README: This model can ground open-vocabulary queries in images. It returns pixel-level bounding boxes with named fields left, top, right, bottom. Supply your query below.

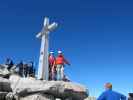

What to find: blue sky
left=0, top=0, right=133, bottom=97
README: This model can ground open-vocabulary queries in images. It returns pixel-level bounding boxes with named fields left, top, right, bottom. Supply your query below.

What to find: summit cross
left=36, top=17, right=58, bottom=80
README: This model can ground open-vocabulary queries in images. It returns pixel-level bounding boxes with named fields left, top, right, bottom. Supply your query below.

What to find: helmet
left=58, top=50, right=62, bottom=54
left=50, top=51, right=54, bottom=54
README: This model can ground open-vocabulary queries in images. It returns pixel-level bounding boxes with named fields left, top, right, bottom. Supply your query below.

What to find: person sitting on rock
left=97, top=82, right=126, bottom=100
left=48, top=51, right=56, bottom=80
left=55, top=50, right=70, bottom=81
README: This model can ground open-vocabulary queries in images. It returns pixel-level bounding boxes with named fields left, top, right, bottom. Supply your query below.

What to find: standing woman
left=55, top=50, right=70, bottom=81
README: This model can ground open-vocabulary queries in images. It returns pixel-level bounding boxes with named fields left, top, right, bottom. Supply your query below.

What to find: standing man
left=55, top=50, right=70, bottom=81
left=27, top=61, right=34, bottom=77
left=97, top=82, right=126, bottom=100
left=5, top=58, right=14, bottom=71
left=23, top=64, right=28, bottom=77
left=17, top=61, right=24, bottom=77
left=48, top=51, right=56, bottom=80
left=5, top=58, right=10, bottom=65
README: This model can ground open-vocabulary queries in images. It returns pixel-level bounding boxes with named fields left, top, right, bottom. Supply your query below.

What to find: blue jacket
left=97, top=89, right=126, bottom=100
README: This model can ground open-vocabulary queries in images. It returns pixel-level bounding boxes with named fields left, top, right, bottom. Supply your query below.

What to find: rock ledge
left=0, top=75, right=88, bottom=100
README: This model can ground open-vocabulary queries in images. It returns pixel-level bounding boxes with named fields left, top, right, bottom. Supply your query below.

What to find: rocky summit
left=0, top=65, right=89, bottom=100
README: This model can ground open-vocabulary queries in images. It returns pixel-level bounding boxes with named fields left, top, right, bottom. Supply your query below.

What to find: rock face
left=0, top=74, right=88, bottom=100
left=85, top=97, right=96, bottom=100
left=0, top=64, right=17, bottom=78
left=0, top=77, right=12, bottom=92
left=0, top=65, right=10, bottom=77
left=18, top=94, right=55, bottom=100
left=0, top=77, right=12, bottom=100
left=9, top=75, right=88, bottom=100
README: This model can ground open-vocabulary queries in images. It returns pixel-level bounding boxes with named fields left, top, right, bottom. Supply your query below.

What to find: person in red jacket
left=56, top=50, right=70, bottom=81
left=48, top=51, right=56, bottom=80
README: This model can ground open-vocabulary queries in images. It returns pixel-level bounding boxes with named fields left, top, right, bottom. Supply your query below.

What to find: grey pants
left=56, top=64, right=64, bottom=80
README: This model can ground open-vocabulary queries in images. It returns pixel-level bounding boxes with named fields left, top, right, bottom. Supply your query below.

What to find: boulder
left=0, top=64, right=17, bottom=78
left=19, top=94, right=55, bottom=100
left=0, top=65, right=10, bottom=78
left=0, top=92, right=8, bottom=100
left=0, top=77, right=12, bottom=92
left=9, top=75, right=88, bottom=100
left=0, top=77, right=12, bottom=100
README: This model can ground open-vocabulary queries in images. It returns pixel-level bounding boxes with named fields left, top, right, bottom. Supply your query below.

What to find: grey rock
left=0, top=65, right=10, bottom=77
left=0, top=92, right=8, bottom=100
left=9, top=75, right=88, bottom=100
left=0, top=77, right=12, bottom=92
left=19, top=94, right=55, bottom=100
left=0, top=74, right=88, bottom=100
left=0, top=64, right=17, bottom=78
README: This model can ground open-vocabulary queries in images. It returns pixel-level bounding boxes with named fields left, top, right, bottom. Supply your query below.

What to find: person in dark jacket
left=28, top=61, right=35, bottom=77
left=5, top=58, right=14, bottom=71
left=97, top=82, right=126, bottom=100
left=17, top=61, right=24, bottom=77
left=23, top=64, right=28, bottom=77
left=5, top=58, right=10, bottom=65
left=128, top=93, right=133, bottom=100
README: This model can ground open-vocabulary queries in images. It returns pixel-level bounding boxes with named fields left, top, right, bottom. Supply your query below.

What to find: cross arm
left=36, top=32, right=42, bottom=38
left=48, top=22, right=58, bottom=32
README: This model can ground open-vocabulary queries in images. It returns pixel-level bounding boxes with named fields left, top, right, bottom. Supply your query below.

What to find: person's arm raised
left=64, top=58, right=70, bottom=66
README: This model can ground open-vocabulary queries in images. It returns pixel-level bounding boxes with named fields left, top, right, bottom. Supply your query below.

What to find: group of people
left=4, top=50, right=70, bottom=81
left=5, top=58, right=36, bottom=77
left=16, top=61, right=36, bottom=77
left=4, top=57, right=133, bottom=100
left=97, top=82, right=132, bottom=100
left=48, top=50, right=70, bottom=81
